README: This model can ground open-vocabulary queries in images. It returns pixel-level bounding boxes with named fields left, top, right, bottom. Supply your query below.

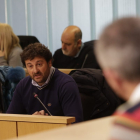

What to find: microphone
left=33, top=92, right=52, bottom=116
left=81, top=54, right=88, bottom=68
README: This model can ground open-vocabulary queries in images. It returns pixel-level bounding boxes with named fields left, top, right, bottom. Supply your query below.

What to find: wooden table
left=0, top=114, right=75, bottom=140
left=10, top=116, right=115, bottom=140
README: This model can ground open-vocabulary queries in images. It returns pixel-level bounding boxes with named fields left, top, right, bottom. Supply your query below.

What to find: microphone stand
left=33, top=92, right=52, bottom=116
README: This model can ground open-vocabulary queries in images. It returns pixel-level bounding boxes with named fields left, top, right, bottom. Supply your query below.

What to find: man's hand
left=32, top=110, right=48, bottom=116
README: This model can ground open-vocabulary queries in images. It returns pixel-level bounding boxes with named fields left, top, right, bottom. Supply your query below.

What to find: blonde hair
left=0, top=23, right=21, bottom=60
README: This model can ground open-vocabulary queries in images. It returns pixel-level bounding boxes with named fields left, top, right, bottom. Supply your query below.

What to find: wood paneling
left=0, top=114, right=75, bottom=124
left=0, top=121, right=17, bottom=140
left=0, top=114, right=75, bottom=139
left=18, top=122, right=66, bottom=137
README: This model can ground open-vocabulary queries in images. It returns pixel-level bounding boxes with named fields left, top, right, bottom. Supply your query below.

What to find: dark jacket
left=53, top=40, right=100, bottom=69
left=69, top=68, right=123, bottom=121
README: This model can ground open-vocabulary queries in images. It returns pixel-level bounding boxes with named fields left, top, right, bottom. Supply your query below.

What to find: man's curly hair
left=20, top=43, right=52, bottom=67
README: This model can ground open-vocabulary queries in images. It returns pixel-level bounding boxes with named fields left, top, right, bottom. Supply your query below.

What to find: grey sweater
left=0, top=47, right=23, bottom=67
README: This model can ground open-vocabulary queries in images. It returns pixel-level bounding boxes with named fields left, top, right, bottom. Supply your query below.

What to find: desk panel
left=0, top=121, right=17, bottom=140
left=18, top=122, right=66, bottom=137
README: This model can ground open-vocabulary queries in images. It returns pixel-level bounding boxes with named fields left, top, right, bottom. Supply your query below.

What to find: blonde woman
left=0, top=23, right=23, bottom=67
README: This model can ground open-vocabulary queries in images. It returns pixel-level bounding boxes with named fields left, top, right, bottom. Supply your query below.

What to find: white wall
left=0, top=0, right=139, bottom=54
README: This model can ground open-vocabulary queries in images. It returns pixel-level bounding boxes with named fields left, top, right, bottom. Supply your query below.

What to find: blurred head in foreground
left=95, top=17, right=140, bottom=100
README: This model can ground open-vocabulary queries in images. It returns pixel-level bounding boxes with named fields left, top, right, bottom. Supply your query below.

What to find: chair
left=69, top=69, right=123, bottom=121
left=18, top=36, right=40, bottom=50
left=0, top=66, right=25, bottom=112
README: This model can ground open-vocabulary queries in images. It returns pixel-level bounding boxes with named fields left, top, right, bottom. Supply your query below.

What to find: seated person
left=95, top=17, right=140, bottom=139
left=0, top=23, right=23, bottom=67
left=7, top=43, right=83, bottom=123
left=53, top=25, right=100, bottom=69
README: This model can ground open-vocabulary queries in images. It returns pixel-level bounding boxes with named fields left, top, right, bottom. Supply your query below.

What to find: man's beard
left=62, top=49, right=70, bottom=56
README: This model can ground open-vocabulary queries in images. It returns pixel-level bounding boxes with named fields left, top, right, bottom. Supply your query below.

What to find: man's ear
left=77, top=39, right=82, bottom=47
left=48, top=60, right=52, bottom=67
left=103, top=69, right=123, bottom=92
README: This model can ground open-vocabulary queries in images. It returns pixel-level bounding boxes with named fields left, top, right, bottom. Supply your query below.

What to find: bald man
left=53, top=25, right=100, bottom=69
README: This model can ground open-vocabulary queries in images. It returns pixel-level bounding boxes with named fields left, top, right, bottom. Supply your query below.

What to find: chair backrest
left=69, top=69, right=123, bottom=121
left=18, top=36, right=40, bottom=50
left=0, top=66, right=25, bottom=112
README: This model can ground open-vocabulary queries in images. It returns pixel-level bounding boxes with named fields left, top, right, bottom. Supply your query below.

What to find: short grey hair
left=95, top=17, right=140, bottom=82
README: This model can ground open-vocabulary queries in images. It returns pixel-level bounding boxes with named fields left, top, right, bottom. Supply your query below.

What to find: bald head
left=63, top=26, right=82, bottom=42
left=61, top=26, right=82, bottom=56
